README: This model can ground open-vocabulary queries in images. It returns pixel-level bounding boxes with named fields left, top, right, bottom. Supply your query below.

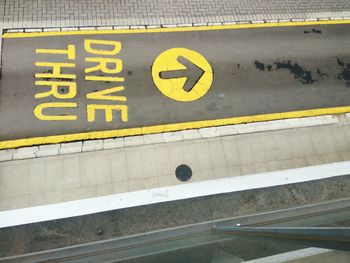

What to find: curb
left=1, top=114, right=349, bottom=162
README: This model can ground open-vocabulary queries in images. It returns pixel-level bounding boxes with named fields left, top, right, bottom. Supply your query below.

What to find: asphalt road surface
left=0, top=23, right=350, bottom=141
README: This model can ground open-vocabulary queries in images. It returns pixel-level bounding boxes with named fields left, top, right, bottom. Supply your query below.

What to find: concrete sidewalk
left=1, top=122, right=349, bottom=211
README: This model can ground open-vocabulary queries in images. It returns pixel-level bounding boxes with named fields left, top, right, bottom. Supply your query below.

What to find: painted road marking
left=35, top=39, right=128, bottom=123
left=152, top=48, right=213, bottom=102
left=1, top=20, right=350, bottom=149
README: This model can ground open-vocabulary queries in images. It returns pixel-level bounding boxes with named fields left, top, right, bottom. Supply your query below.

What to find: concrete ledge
left=59, top=142, right=82, bottom=155
left=37, top=144, right=60, bottom=157
left=12, top=146, right=38, bottom=160
left=180, top=129, right=202, bottom=140
left=143, top=133, right=164, bottom=144
left=199, top=127, right=219, bottom=138
left=124, top=135, right=144, bottom=147
left=0, top=149, right=15, bottom=162
left=103, top=138, right=124, bottom=149
left=162, top=131, right=183, bottom=142
left=82, top=140, right=103, bottom=152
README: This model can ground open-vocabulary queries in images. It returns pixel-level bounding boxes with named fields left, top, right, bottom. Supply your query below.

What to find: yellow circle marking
left=152, top=48, right=213, bottom=102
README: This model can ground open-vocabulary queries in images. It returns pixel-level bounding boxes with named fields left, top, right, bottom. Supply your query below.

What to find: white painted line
left=0, top=161, right=349, bottom=228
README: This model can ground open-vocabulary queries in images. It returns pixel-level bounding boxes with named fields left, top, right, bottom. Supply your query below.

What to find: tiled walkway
left=1, top=0, right=350, bottom=28
left=1, top=123, right=349, bottom=211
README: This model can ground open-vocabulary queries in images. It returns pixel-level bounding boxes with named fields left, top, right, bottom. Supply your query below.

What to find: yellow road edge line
left=3, top=20, right=350, bottom=38
left=1, top=106, right=349, bottom=150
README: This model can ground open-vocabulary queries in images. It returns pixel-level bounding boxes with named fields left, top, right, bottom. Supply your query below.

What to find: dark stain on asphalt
left=254, top=61, right=265, bottom=71
left=275, top=61, right=315, bottom=84
left=59, top=87, right=68, bottom=94
left=316, top=68, right=328, bottom=80
left=232, top=63, right=244, bottom=75
left=254, top=60, right=316, bottom=84
left=336, top=57, right=350, bottom=87
left=254, top=57, right=350, bottom=87
left=34, top=69, right=74, bottom=82
left=304, top=29, right=322, bottom=34
left=266, top=65, right=273, bottom=71
left=96, top=73, right=111, bottom=84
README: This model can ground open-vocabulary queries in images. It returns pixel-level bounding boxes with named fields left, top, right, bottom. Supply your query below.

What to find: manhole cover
left=175, top=164, right=192, bottom=182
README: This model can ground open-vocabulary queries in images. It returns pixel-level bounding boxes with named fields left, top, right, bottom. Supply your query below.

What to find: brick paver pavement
left=1, top=0, right=350, bottom=29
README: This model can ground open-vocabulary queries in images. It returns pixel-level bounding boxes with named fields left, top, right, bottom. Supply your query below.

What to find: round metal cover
left=175, top=164, right=192, bottom=182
